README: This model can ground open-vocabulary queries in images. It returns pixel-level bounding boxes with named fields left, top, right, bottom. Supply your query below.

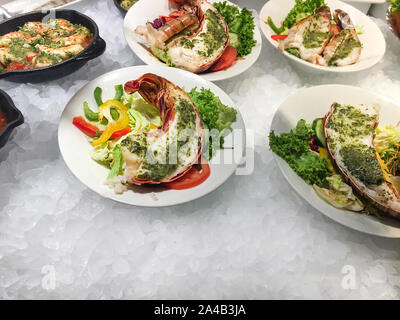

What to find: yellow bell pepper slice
left=319, top=147, right=337, bottom=174
left=92, top=100, right=130, bottom=146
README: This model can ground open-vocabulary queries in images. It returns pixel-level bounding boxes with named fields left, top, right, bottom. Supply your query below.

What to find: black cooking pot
left=0, top=89, right=24, bottom=149
left=0, top=9, right=106, bottom=83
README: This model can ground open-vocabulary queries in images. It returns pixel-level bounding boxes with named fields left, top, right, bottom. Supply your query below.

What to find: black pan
left=0, top=89, right=24, bottom=149
left=113, top=0, right=138, bottom=16
left=113, top=0, right=128, bottom=16
left=0, top=9, right=106, bottom=83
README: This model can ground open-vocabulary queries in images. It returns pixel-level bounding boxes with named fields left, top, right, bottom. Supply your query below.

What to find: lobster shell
left=123, top=73, right=204, bottom=185
left=324, top=102, right=400, bottom=220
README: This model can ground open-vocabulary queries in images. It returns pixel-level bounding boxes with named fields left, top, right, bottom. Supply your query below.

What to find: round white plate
left=271, top=85, right=400, bottom=238
left=259, top=0, right=386, bottom=74
left=58, top=65, right=245, bottom=207
left=123, top=0, right=262, bottom=81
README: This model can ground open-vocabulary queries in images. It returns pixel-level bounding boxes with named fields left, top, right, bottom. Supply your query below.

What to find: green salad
left=267, top=0, right=326, bottom=35
left=187, top=87, right=237, bottom=158
left=269, top=118, right=364, bottom=213
left=389, top=0, right=400, bottom=13
left=269, top=119, right=330, bottom=186
left=214, top=1, right=257, bottom=57
left=75, top=84, right=237, bottom=181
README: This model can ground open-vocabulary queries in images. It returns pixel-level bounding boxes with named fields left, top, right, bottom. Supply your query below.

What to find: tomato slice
left=209, top=46, right=238, bottom=72
left=163, top=161, right=211, bottom=190
left=271, top=34, right=288, bottom=40
left=5, top=62, right=29, bottom=71
left=81, top=35, right=94, bottom=48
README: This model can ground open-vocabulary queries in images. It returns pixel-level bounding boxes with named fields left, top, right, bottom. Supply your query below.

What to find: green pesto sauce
left=121, top=134, right=147, bottom=158
left=150, top=46, right=174, bottom=67
left=328, top=31, right=361, bottom=66
left=303, top=18, right=330, bottom=49
left=139, top=161, right=177, bottom=181
left=180, top=38, right=199, bottom=49
left=176, top=98, right=196, bottom=131
left=326, top=103, right=375, bottom=138
left=35, top=51, right=63, bottom=65
left=8, top=38, right=34, bottom=60
left=137, top=99, right=197, bottom=181
left=197, top=9, right=227, bottom=57
left=339, top=144, right=384, bottom=186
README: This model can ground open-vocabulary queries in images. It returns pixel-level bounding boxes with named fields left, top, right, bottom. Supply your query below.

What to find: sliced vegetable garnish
left=94, top=87, right=104, bottom=106
left=162, top=161, right=210, bottom=190
left=114, top=85, right=124, bottom=101
left=83, top=102, right=99, bottom=122
left=73, top=116, right=100, bottom=137
left=271, top=34, right=288, bottom=40
left=92, top=100, right=130, bottom=146
left=108, top=145, right=123, bottom=179
left=73, top=116, right=131, bottom=139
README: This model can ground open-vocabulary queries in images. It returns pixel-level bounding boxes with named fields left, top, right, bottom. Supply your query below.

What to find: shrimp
left=135, top=13, right=199, bottom=49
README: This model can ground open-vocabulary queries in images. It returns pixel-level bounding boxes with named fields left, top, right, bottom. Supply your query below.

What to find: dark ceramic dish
left=0, top=89, right=24, bottom=148
left=388, top=7, right=400, bottom=40
left=113, top=0, right=128, bottom=16
left=0, top=9, right=106, bottom=83
left=113, top=0, right=138, bottom=16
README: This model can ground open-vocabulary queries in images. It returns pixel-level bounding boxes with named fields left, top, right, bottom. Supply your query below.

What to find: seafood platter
left=58, top=65, right=245, bottom=207
left=123, top=0, right=262, bottom=81
left=1, top=0, right=400, bottom=236
left=270, top=85, right=400, bottom=237
left=260, top=0, right=386, bottom=73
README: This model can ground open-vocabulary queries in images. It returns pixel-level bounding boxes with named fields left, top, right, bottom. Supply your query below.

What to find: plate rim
left=122, top=0, right=262, bottom=81
left=58, top=64, right=246, bottom=207
left=259, top=0, right=387, bottom=73
left=270, top=84, right=400, bottom=238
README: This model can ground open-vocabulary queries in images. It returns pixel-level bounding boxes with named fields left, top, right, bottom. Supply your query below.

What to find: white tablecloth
left=0, top=0, right=399, bottom=299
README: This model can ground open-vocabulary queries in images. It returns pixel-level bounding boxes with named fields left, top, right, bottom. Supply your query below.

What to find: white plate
left=58, top=65, right=246, bottom=207
left=123, top=0, right=262, bottom=81
left=271, top=85, right=400, bottom=238
left=343, top=0, right=385, bottom=3
left=259, top=0, right=386, bottom=74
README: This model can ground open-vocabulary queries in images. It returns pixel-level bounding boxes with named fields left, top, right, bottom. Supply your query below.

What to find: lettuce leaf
left=269, top=119, right=330, bottom=186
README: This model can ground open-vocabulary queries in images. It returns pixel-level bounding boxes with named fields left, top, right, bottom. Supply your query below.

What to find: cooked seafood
left=135, top=0, right=229, bottom=73
left=0, top=19, right=93, bottom=72
left=276, top=5, right=362, bottom=67
left=122, top=73, right=204, bottom=184
left=278, top=6, right=332, bottom=65
left=324, top=103, right=400, bottom=219
left=322, top=10, right=362, bottom=66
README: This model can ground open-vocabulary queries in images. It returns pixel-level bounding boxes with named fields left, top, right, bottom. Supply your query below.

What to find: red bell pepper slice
left=271, top=34, right=288, bottom=40
left=72, top=116, right=131, bottom=140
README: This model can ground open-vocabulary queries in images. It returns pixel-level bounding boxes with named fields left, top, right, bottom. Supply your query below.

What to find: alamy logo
left=341, top=265, right=356, bottom=290
left=41, top=265, right=56, bottom=290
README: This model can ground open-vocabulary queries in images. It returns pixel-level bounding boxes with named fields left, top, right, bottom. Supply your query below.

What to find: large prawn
left=120, top=73, right=204, bottom=185
left=135, top=0, right=229, bottom=73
